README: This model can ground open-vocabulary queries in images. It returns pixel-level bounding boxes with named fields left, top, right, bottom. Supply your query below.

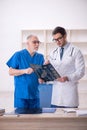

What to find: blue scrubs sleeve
left=6, top=52, right=19, bottom=68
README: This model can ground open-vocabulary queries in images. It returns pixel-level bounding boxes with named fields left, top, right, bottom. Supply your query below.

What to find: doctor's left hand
left=38, top=78, right=45, bottom=84
left=57, top=76, right=69, bottom=82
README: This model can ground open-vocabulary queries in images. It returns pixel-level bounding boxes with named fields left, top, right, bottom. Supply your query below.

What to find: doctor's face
left=27, top=36, right=40, bottom=52
left=53, top=33, right=67, bottom=47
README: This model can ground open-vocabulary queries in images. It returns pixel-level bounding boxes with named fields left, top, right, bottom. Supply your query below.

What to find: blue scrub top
left=6, top=49, right=44, bottom=99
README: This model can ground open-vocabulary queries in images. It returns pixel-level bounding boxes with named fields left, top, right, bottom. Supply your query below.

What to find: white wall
left=0, top=0, right=87, bottom=91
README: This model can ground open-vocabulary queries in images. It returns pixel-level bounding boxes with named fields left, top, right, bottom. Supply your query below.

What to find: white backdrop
left=0, top=0, right=87, bottom=91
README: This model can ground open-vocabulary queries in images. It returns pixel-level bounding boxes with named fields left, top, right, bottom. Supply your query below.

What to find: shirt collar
left=60, top=42, right=70, bottom=51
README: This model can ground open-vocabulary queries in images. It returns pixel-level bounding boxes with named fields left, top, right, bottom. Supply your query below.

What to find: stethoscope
left=50, top=47, right=74, bottom=61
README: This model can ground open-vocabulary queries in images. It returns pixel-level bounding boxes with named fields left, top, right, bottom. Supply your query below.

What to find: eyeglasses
left=32, top=41, right=41, bottom=44
left=53, top=36, right=63, bottom=42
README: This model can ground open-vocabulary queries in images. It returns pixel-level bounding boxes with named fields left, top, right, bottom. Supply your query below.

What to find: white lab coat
left=49, top=42, right=85, bottom=107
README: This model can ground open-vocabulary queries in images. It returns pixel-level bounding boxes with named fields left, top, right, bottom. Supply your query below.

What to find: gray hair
left=27, top=35, right=38, bottom=40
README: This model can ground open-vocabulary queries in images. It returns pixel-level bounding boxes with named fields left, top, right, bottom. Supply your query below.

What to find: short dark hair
left=52, top=26, right=66, bottom=36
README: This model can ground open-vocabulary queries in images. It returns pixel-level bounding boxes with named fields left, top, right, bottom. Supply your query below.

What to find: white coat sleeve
left=68, top=50, right=85, bottom=82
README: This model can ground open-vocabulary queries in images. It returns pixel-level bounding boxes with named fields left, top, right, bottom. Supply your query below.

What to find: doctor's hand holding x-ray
left=45, top=57, right=69, bottom=83
left=48, top=26, right=85, bottom=108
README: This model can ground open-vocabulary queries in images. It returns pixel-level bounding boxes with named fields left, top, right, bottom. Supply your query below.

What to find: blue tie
left=60, top=47, right=64, bottom=60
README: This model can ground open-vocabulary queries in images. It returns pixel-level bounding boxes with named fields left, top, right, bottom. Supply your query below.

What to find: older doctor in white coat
left=49, top=26, right=85, bottom=108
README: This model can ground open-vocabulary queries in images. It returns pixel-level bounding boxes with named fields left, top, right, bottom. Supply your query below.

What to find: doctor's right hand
left=44, top=60, right=50, bottom=65
left=57, top=76, right=69, bottom=82
left=25, top=68, right=34, bottom=74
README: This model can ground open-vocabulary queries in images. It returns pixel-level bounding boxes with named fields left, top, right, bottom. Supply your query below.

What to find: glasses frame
left=53, top=36, right=63, bottom=42
left=32, top=40, right=41, bottom=44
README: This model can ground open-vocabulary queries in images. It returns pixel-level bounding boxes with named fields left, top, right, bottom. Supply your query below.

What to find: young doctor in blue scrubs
left=6, top=35, right=44, bottom=112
